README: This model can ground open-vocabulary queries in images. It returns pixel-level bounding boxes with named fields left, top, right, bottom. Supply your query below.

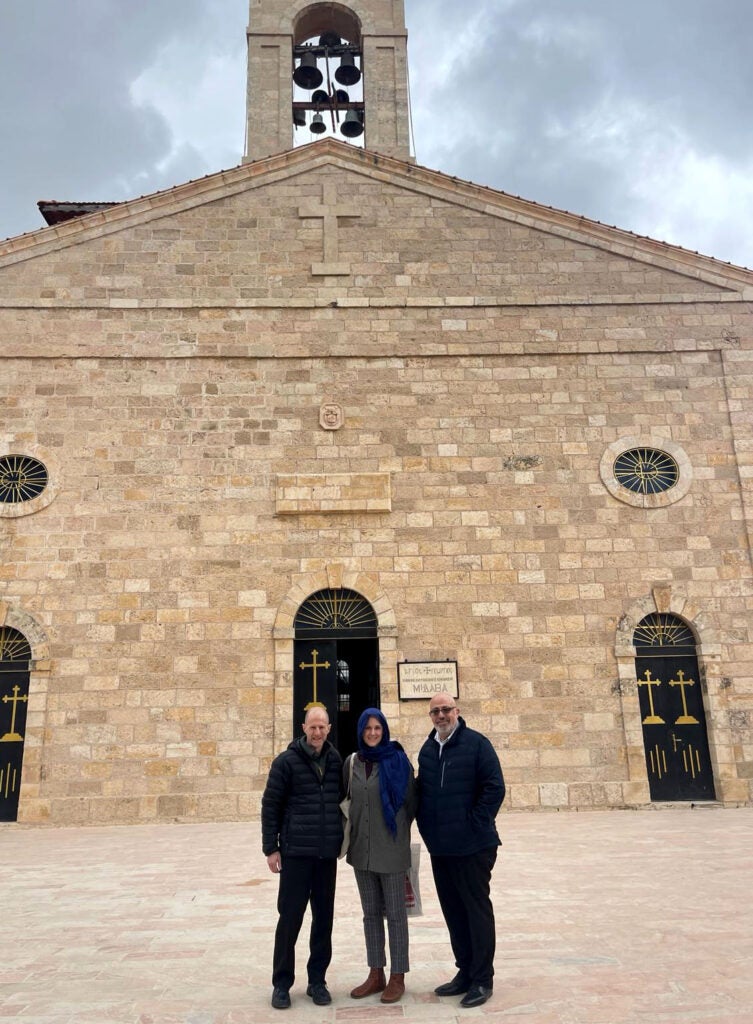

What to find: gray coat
left=345, top=754, right=417, bottom=874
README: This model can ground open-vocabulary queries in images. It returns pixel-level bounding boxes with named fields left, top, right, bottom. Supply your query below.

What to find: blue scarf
left=357, top=707, right=411, bottom=837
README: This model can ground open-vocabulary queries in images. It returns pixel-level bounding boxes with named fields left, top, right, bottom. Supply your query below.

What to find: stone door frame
left=272, top=564, right=397, bottom=755
left=0, top=602, right=51, bottom=822
left=614, top=586, right=723, bottom=805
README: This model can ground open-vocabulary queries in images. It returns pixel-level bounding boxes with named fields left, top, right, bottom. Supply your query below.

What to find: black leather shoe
left=434, top=973, right=470, bottom=996
left=271, top=987, right=290, bottom=1009
left=460, top=984, right=493, bottom=1008
left=306, top=982, right=332, bottom=1006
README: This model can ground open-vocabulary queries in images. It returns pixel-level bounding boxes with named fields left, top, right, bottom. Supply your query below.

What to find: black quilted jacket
left=261, top=737, right=344, bottom=859
left=417, top=717, right=505, bottom=857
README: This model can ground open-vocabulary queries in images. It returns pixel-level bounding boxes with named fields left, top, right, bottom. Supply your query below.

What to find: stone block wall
left=1, top=148, right=752, bottom=823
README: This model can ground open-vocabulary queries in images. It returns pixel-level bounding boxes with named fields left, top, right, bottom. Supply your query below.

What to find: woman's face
left=362, top=716, right=383, bottom=747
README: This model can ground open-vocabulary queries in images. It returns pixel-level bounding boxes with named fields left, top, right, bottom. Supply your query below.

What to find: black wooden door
left=0, top=667, right=30, bottom=821
left=637, top=652, right=715, bottom=801
left=293, top=639, right=338, bottom=735
left=293, top=588, right=380, bottom=755
left=293, top=637, right=380, bottom=755
left=332, top=637, right=380, bottom=758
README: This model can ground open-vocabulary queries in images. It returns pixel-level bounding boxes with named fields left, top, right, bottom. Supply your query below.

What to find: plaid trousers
left=353, top=868, right=410, bottom=974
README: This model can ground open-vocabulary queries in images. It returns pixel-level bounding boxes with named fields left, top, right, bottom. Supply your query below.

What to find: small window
left=613, top=448, right=679, bottom=495
left=600, top=436, right=691, bottom=508
left=0, top=626, right=32, bottom=662
left=295, top=588, right=377, bottom=638
left=0, top=455, right=48, bottom=504
left=633, top=612, right=695, bottom=650
left=0, top=446, right=59, bottom=519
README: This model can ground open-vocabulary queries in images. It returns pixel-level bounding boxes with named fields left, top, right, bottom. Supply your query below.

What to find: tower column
left=245, top=32, right=294, bottom=162
left=362, top=31, right=411, bottom=159
left=243, top=0, right=412, bottom=163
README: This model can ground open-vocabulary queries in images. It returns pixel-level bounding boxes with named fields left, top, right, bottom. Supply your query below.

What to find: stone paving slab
left=1, top=806, right=752, bottom=1023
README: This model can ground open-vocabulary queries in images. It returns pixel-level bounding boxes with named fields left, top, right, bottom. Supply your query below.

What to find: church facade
left=1, top=0, right=752, bottom=825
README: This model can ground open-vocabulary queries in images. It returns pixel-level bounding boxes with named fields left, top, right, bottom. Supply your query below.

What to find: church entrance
left=293, top=588, right=379, bottom=756
left=0, top=626, right=32, bottom=822
left=634, top=613, right=715, bottom=801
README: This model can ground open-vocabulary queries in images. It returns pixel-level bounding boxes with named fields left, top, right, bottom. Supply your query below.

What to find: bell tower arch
left=243, top=0, right=412, bottom=162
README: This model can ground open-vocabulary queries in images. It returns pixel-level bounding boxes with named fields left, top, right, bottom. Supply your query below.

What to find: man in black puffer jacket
left=417, top=692, right=505, bottom=1009
left=262, top=705, right=343, bottom=1010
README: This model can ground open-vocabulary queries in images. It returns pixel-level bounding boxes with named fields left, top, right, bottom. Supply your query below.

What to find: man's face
left=302, top=709, right=331, bottom=752
left=429, top=695, right=459, bottom=740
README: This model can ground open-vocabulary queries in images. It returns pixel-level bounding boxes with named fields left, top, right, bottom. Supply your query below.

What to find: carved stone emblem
left=319, top=403, right=343, bottom=430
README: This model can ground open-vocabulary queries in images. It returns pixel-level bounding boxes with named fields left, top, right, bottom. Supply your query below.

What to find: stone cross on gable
left=298, top=182, right=361, bottom=276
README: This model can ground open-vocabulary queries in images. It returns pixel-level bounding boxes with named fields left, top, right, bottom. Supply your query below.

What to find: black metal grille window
left=633, top=613, right=695, bottom=650
left=294, top=588, right=377, bottom=639
left=0, top=628, right=32, bottom=663
left=0, top=455, right=48, bottom=504
left=613, top=448, right=679, bottom=495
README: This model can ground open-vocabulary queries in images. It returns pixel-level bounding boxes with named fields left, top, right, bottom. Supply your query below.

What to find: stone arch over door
left=0, top=603, right=52, bottom=822
left=272, top=565, right=397, bottom=755
left=615, top=586, right=721, bottom=805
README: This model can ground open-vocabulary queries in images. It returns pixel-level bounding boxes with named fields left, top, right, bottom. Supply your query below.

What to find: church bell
left=340, top=108, right=364, bottom=138
left=310, top=112, right=327, bottom=135
left=293, top=52, right=323, bottom=90
left=335, top=53, right=361, bottom=86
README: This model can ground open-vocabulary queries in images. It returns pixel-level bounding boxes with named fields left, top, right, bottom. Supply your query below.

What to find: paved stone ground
left=2, top=806, right=752, bottom=1023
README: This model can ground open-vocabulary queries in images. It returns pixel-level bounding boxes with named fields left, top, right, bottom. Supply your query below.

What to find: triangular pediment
left=1, top=140, right=751, bottom=306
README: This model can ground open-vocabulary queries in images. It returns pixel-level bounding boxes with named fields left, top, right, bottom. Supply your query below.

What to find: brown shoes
left=381, top=973, right=405, bottom=1003
left=350, top=968, right=405, bottom=1003
left=350, top=968, right=386, bottom=999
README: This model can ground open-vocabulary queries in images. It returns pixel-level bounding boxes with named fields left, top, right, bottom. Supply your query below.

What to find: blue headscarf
left=356, top=707, right=411, bottom=837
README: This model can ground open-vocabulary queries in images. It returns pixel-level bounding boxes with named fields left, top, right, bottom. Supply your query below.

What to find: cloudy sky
left=2, top=0, right=752, bottom=268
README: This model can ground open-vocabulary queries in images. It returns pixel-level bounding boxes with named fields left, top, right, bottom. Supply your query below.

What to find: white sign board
left=397, top=661, right=459, bottom=700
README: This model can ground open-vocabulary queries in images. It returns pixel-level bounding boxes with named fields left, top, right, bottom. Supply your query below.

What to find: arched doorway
left=634, top=612, right=715, bottom=801
left=0, top=626, right=32, bottom=821
left=293, top=588, right=379, bottom=755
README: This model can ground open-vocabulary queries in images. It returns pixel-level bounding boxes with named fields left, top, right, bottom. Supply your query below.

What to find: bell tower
left=243, top=0, right=412, bottom=162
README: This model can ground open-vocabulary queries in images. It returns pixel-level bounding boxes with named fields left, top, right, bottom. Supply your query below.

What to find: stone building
left=1, top=0, right=752, bottom=825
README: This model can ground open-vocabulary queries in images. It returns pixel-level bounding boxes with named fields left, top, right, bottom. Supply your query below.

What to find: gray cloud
left=0, top=0, right=242, bottom=238
left=407, top=0, right=753, bottom=264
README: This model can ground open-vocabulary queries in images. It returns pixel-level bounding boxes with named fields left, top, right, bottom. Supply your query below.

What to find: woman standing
left=345, top=707, right=416, bottom=1004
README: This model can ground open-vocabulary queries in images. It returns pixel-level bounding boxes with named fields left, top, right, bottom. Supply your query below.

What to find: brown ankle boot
left=380, top=973, right=405, bottom=1003
left=350, top=967, right=386, bottom=999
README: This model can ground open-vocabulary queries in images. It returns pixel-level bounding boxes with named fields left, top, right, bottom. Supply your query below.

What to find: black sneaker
left=271, top=987, right=291, bottom=1009
left=306, top=982, right=332, bottom=1005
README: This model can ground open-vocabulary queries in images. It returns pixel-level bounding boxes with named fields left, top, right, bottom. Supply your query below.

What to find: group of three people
left=261, top=692, right=506, bottom=1010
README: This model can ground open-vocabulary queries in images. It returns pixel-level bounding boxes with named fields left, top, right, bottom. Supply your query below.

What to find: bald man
left=262, top=706, right=344, bottom=1010
left=417, top=693, right=505, bottom=1008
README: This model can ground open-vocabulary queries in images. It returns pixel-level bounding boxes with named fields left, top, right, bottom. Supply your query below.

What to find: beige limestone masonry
left=1, top=142, right=752, bottom=824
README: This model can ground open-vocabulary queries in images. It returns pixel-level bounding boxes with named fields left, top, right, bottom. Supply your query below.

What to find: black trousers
left=430, top=846, right=498, bottom=987
left=272, top=856, right=337, bottom=990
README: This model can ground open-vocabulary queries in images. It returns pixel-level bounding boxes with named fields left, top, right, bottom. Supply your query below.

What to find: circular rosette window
left=0, top=448, right=59, bottom=518
left=600, top=437, right=691, bottom=508
left=613, top=448, right=678, bottom=495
